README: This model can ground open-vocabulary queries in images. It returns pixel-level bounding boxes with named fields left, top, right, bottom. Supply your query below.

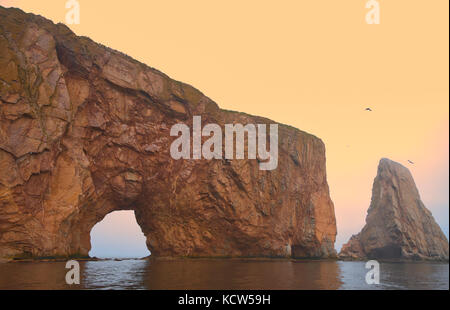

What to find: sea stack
left=340, top=158, right=449, bottom=261
left=0, top=6, right=337, bottom=260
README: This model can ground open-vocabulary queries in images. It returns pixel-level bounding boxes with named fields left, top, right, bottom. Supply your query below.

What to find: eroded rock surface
left=0, top=6, right=336, bottom=259
left=340, top=158, right=449, bottom=261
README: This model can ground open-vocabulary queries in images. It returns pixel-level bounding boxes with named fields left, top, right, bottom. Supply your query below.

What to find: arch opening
left=89, top=210, right=151, bottom=259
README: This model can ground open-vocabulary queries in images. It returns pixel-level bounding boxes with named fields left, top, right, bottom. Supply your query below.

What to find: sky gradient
left=89, top=211, right=150, bottom=258
left=2, top=0, right=448, bottom=255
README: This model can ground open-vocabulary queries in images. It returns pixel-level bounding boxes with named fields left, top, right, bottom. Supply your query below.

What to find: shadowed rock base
left=340, top=158, right=449, bottom=262
left=0, top=6, right=337, bottom=260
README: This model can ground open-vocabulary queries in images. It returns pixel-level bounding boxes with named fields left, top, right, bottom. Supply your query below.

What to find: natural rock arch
left=0, top=7, right=337, bottom=259
left=88, top=210, right=150, bottom=258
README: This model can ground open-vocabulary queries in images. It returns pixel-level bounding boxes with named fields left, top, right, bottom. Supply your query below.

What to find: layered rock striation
left=0, top=6, right=337, bottom=259
left=340, top=158, right=449, bottom=261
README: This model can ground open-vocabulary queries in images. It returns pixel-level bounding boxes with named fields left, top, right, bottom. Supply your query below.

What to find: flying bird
left=365, top=107, right=372, bottom=112
left=408, top=160, right=414, bottom=164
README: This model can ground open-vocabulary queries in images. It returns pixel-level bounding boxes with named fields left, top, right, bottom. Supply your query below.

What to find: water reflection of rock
left=142, top=259, right=342, bottom=290
left=0, top=260, right=448, bottom=290
left=0, top=262, right=73, bottom=290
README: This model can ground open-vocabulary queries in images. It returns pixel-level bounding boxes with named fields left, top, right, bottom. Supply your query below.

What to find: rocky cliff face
left=340, top=158, right=449, bottom=261
left=0, top=7, right=337, bottom=259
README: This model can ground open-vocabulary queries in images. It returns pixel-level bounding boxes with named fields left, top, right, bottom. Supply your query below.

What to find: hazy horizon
left=2, top=0, right=448, bottom=257
left=89, top=211, right=150, bottom=258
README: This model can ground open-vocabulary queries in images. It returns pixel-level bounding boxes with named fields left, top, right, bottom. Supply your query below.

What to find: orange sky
left=1, top=0, right=448, bottom=250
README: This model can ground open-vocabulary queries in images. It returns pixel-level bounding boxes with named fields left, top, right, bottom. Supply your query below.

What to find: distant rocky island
left=0, top=6, right=447, bottom=263
left=340, top=158, right=449, bottom=261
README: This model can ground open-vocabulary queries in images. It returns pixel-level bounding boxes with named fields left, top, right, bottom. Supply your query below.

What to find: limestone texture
left=0, top=6, right=337, bottom=259
left=340, top=158, right=449, bottom=261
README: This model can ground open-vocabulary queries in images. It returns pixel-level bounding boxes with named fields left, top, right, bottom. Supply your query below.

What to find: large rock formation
left=0, top=6, right=337, bottom=259
left=340, top=158, right=449, bottom=261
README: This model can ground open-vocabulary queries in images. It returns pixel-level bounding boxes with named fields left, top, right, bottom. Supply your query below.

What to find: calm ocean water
left=0, top=259, right=448, bottom=290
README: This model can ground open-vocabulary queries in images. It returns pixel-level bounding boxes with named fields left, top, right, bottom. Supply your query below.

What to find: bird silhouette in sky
left=408, top=160, right=415, bottom=165
left=365, top=107, right=372, bottom=112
